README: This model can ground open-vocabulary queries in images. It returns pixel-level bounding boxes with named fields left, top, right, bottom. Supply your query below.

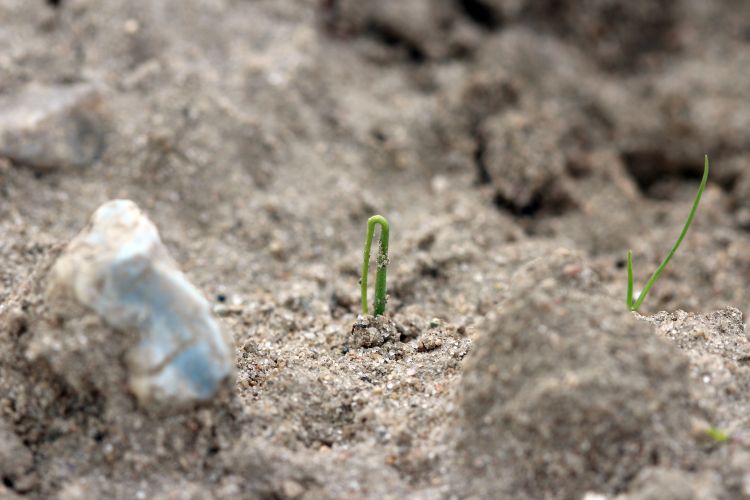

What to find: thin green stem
left=627, top=155, right=709, bottom=311
left=627, top=250, right=634, bottom=309
left=361, top=215, right=390, bottom=316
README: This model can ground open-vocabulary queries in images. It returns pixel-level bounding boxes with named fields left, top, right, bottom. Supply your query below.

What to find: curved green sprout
left=361, top=215, right=390, bottom=316
left=627, top=155, right=710, bottom=311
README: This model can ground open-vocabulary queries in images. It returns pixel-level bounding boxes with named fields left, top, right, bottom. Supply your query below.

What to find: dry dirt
left=1, top=1, right=750, bottom=499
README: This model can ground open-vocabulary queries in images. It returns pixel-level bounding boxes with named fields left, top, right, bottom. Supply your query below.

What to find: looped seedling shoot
left=361, top=215, right=390, bottom=316
left=627, top=155, right=709, bottom=311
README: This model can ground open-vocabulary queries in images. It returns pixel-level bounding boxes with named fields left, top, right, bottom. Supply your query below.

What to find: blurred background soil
left=1, top=1, right=750, bottom=498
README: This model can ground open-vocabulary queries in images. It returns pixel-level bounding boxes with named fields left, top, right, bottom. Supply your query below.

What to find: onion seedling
left=627, top=155, right=709, bottom=311
left=361, top=215, right=390, bottom=316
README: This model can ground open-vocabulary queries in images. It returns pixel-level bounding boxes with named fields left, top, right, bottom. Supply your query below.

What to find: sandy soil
left=1, top=1, right=750, bottom=498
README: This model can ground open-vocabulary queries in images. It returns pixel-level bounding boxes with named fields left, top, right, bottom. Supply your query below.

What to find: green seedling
left=361, top=215, right=390, bottom=316
left=627, top=155, right=710, bottom=311
left=705, top=426, right=729, bottom=444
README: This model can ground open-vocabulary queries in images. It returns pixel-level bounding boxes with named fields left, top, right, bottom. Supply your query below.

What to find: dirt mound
left=459, top=249, right=694, bottom=498
left=491, top=0, right=680, bottom=70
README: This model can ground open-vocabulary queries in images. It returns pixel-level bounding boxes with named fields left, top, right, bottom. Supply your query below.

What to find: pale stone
left=0, top=83, right=106, bottom=171
left=47, top=199, right=234, bottom=408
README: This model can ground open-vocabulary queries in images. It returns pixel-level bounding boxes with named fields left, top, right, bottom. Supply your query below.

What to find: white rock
left=47, top=199, right=234, bottom=408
